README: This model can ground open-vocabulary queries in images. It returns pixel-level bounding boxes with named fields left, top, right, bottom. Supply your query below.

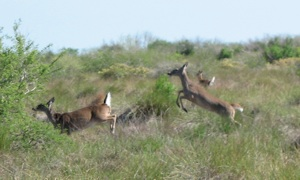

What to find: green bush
left=175, top=40, right=194, bottom=56
left=263, top=37, right=299, bottom=63
left=147, top=39, right=174, bottom=52
left=1, top=23, right=48, bottom=120
left=81, top=50, right=113, bottom=73
left=136, top=75, right=177, bottom=118
left=8, top=118, right=71, bottom=150
left=218, top=47, right=233, bottom=60
left=0, top=22, right=65, bottom=150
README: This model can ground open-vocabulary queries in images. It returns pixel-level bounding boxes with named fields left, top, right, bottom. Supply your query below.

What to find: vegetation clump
left=273, top=57, right=300, bottom=66
left=98, top=63, right=150, bottom=79
left=175, top=40, right=194, bottom=56
left=263, top=36, right=300, bottom=63
left=131, top=75, right=177, bottom=121
left=147, top=39, right=173, bottom=51
left=218, top=47, right=233, bottom=60
left=0, top=22, right=68, bottom=151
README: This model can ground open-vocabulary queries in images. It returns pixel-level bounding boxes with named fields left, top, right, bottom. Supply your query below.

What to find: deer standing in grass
left=167, top=63, right=243, bottom=125
left=197, top=70, right=215, bottom=87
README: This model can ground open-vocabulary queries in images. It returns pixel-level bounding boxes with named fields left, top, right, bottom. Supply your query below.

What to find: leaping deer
left=167, top=63, right=243, bottom=125
left=58, top=92, right=116, bottom=135
left=196, top=70, right=215, bottom=87
left=33, top=92, right=117, bottom=135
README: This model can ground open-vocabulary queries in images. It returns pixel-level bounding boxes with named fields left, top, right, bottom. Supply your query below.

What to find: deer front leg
left=61, top=120, right=65, bottom=134
left=179, top=95, right=188, bottom=113
left=230, top=117, right=241, bottom=126
left=176, top=90, right=184, bottom=108
left=229, top=111, right=241, bottom=126
left=109, top=114, right=117, bottom=134
left=67, top=125, right=71, bottom=135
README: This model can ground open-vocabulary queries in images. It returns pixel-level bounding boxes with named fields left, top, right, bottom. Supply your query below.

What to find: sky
left=1, top=0, right=300, bottom=52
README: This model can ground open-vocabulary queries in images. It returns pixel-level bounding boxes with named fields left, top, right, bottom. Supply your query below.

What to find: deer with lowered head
left=167, top=62, right=243, bottom=125
left=32, top=97, right=58, bottom=128
left=33, top=92, right=117, bottom=135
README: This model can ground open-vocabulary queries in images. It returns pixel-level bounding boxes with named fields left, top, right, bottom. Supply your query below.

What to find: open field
left=1, top=31, right=300, bottom=179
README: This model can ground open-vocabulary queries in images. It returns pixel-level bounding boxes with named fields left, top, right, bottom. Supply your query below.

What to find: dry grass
left=2, top=55, right=300, bottom=179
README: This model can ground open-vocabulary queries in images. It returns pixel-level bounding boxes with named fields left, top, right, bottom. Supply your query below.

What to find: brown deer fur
left=56, top=92, right=116, bottom=135
left=168, top=63, right=243, bottom=125
left=32, top=93, right=117, bottom=135
left=196, top=70, right=215, bottom=87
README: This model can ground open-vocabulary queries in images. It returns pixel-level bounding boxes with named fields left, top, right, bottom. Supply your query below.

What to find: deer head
left=32, top=97, right=58, bottom=128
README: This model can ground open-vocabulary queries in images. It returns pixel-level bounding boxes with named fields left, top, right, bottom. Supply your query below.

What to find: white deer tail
left=104, top=92, right=111, bottom=107
left=209, top=76, right=215, bottom=86
left=231, top=103, right=243, bottom=112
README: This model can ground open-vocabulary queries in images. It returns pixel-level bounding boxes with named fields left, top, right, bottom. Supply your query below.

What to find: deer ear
left=182, top=62, right=188, bottom=71
left=181, top=62, right=188, bottom=70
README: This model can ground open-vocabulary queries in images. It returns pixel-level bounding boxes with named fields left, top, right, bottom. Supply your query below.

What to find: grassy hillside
left=1, top=28, right=300, bottom=179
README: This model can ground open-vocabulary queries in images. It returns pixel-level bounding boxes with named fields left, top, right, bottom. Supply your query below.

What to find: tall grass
left=1, top=27, right=300, bottom=179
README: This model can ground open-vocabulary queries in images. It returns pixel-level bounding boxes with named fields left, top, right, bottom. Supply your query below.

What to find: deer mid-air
left=196, top=70, right=215, bottom=87
left=57, top=92, right=116, bottom=135
left=33, top=92, right=117, bottom=135
left=167, top=63, right=243, bottom=125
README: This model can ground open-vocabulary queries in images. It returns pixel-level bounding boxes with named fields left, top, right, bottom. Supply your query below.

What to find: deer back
left=184, top=72, right=234, bottom=117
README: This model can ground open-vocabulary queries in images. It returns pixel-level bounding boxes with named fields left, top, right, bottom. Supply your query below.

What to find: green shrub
left=1, top=22, right=48, bottom=121
left=218, top=47, right=233, bottom=60
left=9, top=117, right=72, bottom=150
left=0, top=22, right=64, bottom=150
left=175, top=40, right=194, bottom=56
left=81, top=50, right=113, bottom=73
left=263, top=37, right=299, bottom=63
left=147, top=39, right=174, bottom=52
left=136, top=75, right=177, bottom=118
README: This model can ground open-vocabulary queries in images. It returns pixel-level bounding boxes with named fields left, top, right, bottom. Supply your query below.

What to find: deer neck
left=42, top=107, right=56, bottom=125
left=180, top=71, right=192, bottom=90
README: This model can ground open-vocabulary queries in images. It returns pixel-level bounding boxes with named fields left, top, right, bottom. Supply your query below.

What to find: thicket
left=218, top=47, right=233, bottom=59
left=0, top=23, right=68, bottom=150
left=147, top=39, right=194, bottom=56
left=263, top=36, right=300, bottom=63
left=135, top=75, right=177, bottom=119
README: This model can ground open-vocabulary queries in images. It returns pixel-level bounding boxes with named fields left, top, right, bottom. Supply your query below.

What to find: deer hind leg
left=61, top=119, right=65, bottom=134
left=61, top=115, right=72, bottom=134
left=229, top=110, right=241, bottom=126
left=67, top=125, right=71, bottom=135
left=107, top=114, right=117, bottom=134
